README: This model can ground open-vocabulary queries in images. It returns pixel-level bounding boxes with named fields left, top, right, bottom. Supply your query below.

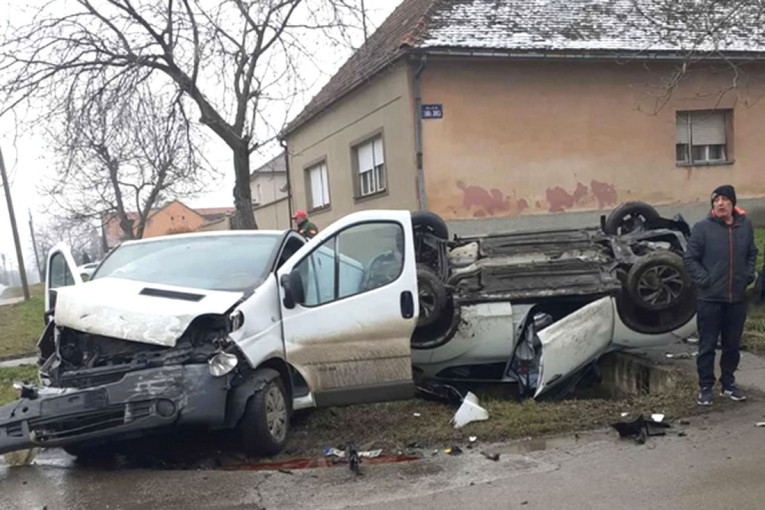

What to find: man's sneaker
left=721, top=386, right=747, bottom=401
left=697, top=387, right=713, bottom=406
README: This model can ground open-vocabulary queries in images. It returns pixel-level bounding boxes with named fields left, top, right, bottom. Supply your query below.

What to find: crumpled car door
left=535, top=297, right=615, bottom=398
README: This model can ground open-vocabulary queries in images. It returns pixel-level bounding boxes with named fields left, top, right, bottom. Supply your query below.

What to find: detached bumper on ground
left=0, top=364, right=228, bottom=455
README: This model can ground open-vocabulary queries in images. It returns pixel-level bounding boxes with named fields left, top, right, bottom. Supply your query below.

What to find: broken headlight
left=208, top=352, right=238, bottom=377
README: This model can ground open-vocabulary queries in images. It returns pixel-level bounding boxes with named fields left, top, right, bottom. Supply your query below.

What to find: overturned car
left=0, top=204, right=696, bottom=457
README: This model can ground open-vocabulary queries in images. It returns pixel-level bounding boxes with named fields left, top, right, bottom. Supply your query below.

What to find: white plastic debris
left=451, top=392, right=489, bottom=429
left=755, top=422, right=765, bottom=428
left=651, top=414, right=665, bottom=423
left=3, top=448, right=39, bottom=467
left=413, top=412, right=421, bottom=417
left=469, top=436, right=478, bottom=443
left=323, top=448, right=382, bottom=458
left=621, top=412, right=630, bottom=417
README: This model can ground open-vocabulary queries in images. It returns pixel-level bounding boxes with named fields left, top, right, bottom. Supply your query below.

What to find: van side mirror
left=280, top=268, right=305, bottom=309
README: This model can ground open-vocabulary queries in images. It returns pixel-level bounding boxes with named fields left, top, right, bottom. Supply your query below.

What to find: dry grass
left=0, top=283, right=45, bottom=359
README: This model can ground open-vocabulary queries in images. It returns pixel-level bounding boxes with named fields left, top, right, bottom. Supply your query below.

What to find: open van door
left=277, top=210, right=418, bottom=407
left=44, top=243, right=83, bottom=324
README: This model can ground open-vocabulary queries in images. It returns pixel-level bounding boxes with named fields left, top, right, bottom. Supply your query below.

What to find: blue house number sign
left=422, top=104, right=443, bottom=119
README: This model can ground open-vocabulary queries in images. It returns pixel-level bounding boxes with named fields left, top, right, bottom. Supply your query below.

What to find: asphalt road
left=1, top=401, right=763, bottom=510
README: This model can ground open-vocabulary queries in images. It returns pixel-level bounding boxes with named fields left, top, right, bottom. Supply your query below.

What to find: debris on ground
left=755, top=422, right=765, bottom=428
left=3, top=448, right=39, bottom=467
left=611, top=414, right=672, bottom=444
left=415, top=382, right=464, bottom=405
left=451, top=392, right=489, bottom=428
left=665, top=352, right=697, bottom=359
left=444, top=446, right=463, bottom=456
left=323, top=447, right=382, bottom=459
left=481, top=451, right=500, bottom=461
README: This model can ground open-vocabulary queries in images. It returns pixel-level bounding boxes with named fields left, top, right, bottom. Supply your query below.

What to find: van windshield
left=92, top=234, right=281, bottom=292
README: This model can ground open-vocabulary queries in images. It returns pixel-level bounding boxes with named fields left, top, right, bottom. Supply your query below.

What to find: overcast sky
left=0, top=0, right=404, bottom=280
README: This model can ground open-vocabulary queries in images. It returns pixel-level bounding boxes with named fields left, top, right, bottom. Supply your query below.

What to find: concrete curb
left=0, top=352, right=37, bottom=363
left=0, top=357, right=37, bottom=369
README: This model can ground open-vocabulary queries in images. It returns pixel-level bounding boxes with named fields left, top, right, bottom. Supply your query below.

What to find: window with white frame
left=676, top=110, right=731, bottom=165
left=306, top=161, right=330, bottom=210
left=355, top=136, right=386, bottom=197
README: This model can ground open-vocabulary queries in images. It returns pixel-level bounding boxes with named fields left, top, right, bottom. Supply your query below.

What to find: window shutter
left=373, top=137, right=384, bottom=165
left=357, top=141, right=374, bottom=173
left=321, top=163, right=329, bottom=206
left=676, top=113, right=690, bottom=144
left=690, top=111, right=726, bottom=145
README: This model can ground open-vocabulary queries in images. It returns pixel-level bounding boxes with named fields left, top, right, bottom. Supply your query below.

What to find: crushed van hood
left=54, top=278, right=243, bottom=347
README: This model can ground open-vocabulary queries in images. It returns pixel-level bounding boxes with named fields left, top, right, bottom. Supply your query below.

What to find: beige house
left=282, top=0, right=765, bottom=231
left=250, top=152, right=291, bottom=230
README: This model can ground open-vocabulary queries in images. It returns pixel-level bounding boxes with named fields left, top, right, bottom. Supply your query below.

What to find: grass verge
left=285, top=372, right=705, bottom=456
left=0, top=365, right=38, bottom=406
left=0, top=283, right=45, bottom=359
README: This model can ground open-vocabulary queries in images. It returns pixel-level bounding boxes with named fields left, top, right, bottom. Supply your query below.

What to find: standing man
left=291, top=209, right=318, bottom=239
left=684, top=185, right=757, bottom=405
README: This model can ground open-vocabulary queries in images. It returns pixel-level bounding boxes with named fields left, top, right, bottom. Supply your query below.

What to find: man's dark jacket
left=683, top=211, right=757, bottom=303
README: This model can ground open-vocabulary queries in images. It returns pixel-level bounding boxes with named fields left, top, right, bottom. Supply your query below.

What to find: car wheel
left=240, top=372, right=289, bottom=457
left=412, top=211, right=448, bottom=239
left=603, top=201, right=660, bottom=235
left=626, top=251, right=692, bottom=311
left=416, top=264, right=448, bottom=328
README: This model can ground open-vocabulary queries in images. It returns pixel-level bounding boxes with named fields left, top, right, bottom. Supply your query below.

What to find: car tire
left=416, top=264, right=448, bottom=328
left=240, top=370, right=289, bottom=457
left=603, top=201, right=660, bottom=235
left=412, top=211, right=448, bottom=239
left=626, top=251, right=692, bottom=311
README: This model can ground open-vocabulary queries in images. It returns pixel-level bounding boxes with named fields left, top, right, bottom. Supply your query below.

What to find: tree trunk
left=232, top=143, right=257, bottom=229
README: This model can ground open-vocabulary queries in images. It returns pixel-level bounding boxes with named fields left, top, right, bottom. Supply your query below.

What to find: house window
left=676, top=110, right=731, bottom=165
left=306, top=161, right=330, bottom=210
left=355, top=136, right=386, bottom=197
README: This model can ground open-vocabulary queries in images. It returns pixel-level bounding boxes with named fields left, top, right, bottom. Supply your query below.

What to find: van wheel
left=417, top=264, right=448, bottom=328
left=603, top=201, right=660, bottom=235
left=412, top=211, right=448, bottom=239
left=240, top=372, right=289, bottom=457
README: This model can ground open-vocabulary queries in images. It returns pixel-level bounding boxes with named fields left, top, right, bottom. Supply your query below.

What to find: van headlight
left=208, top=352, right=238, bottom=377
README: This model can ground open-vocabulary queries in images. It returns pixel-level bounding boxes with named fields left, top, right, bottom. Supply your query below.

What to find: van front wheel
left=240, top=372, right=289, bottom=457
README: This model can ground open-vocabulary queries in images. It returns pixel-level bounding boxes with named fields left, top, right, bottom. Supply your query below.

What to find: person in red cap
left=292, top=209, right=318, bottom=239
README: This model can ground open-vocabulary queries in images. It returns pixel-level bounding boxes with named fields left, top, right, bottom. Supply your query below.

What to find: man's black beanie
left=711, top=184, right=737, bottom=206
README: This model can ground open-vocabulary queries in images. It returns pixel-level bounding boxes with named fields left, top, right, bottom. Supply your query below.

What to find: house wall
left=420, top=59, right=765, bottom=221
left=254, top=197, right=291, bottom=230
left=142, top=201, right=207, bottom=238
left=285, top=62, right=419, bottom=229
left=250, top=172, right=288, bottom=208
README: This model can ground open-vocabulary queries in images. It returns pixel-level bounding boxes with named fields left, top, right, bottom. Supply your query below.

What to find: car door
left=276, top=210, right=418, bottom=407
left=534, top=297, right=615, bottom=398
left=44, top=243, right=83, bottom=323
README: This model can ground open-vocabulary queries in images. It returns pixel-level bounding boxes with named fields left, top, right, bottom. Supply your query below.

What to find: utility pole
left=29, top=209, right=43, bottom=282
left=0, top=146, right=30, bottom=300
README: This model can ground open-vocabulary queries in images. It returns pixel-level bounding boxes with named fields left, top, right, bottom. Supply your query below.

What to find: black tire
left=240, top=370, right=289, bottom=457
left=626, top=251, right=692, bottom=311
left=412, top=211, right=448, bottom=239
left=603, top=201, right=660, bottom=235
left=416, top=264, right=448, bottom=328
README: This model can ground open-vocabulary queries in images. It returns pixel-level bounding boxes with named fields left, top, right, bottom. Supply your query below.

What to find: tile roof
left=420, top=0, right=765, bottom=53
left=284, top=0, right=765, bottom=135
left=250, top=152, right=287, bottom=178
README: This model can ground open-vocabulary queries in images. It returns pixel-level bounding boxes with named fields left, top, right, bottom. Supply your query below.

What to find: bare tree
left=34, top=216, right=103, bottom=270
left=42, top=71, right=204, bottom=243
left=0, top=1, right=365, bottom=229
left=628, top=0, right=765, bottom=111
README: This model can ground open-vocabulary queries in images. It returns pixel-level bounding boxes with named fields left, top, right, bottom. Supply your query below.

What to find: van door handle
left=400, top=291, right=414, bottom=319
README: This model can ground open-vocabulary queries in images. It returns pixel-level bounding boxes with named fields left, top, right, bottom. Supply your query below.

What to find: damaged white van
left=0, top=206, right=696, bottom=457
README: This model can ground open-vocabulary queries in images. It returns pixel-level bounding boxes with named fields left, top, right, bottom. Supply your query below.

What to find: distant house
left=249, top=152, right=291, bottom=230
left=281, top=0, right=765, bottom=231
left=102, top=200, right=236, bottom=248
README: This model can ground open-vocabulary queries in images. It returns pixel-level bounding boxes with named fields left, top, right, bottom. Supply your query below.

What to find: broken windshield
left=92, top=234, right=281, bottom=292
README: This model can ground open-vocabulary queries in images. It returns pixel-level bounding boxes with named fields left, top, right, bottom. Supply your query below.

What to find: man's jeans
left=696, top=300, right=747, bottom=389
